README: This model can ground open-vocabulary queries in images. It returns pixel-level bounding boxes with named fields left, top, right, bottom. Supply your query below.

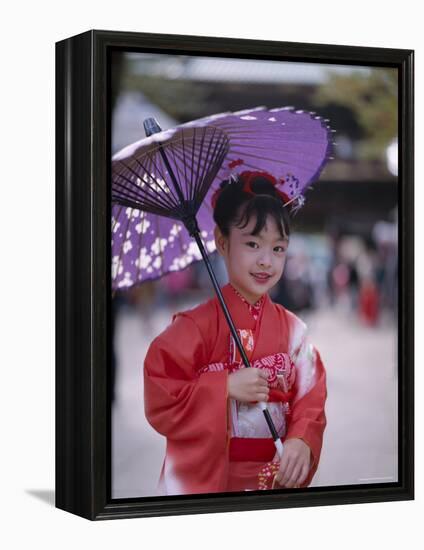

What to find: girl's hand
left=273, top=438, right=311, bottom=488
left=227, top=368, right=269, bottom=403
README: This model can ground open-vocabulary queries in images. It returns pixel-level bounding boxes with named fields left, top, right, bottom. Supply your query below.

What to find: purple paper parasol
left=111, top=106, right=333, bottom=290
left=111, top=106, right=334, bottom=454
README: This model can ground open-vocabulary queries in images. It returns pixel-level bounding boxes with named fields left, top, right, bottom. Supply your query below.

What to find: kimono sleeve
left=143, top=312, right=230, bottom=494
left=143, top=312, right=229, bottom=440
left=285, top=314, right=327, bottom=485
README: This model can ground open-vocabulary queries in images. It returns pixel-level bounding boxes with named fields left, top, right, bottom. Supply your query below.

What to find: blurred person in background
left=356, top=245, right=380, bottom=326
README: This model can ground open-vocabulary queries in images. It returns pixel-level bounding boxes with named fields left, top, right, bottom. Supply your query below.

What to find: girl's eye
left=246, top=241, right=259, bottom=249
left=274, top=246, right=286, bottom=253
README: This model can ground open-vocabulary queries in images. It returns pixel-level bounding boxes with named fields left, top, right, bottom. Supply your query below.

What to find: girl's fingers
left=297, top=462, right=310, bottom=487
left=280, top=464, right=296, bottom=487
left=256, top=384, right=269, bottom=396
left=284, top=464, right=302, bottom=488
left=258, top=369, right=268, bottom=380
left=257, top=393, right=269, bottom=402
left=276, top=456, right=294, bottom=486
left=273, top=457, right=288, bottom=485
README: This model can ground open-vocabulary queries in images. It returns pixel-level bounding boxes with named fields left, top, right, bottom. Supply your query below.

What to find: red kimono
left=143, top=283, right=327, bottom=495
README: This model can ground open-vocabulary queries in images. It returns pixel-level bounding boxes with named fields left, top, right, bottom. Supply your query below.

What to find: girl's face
left=214, top=215, right=289, bottom=305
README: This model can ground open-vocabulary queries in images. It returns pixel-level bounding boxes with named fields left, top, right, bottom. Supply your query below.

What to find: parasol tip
left=143, top=117, right=162, bottom=137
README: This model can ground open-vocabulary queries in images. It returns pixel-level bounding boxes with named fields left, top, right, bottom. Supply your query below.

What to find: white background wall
left=1, top=1, right=421, bottom=547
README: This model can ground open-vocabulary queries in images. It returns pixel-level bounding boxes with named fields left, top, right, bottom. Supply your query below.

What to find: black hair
left=213, top=174, right=291, bottom=239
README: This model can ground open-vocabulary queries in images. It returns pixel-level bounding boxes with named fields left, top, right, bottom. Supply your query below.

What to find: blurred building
left=112, top=53, right=397, bottom=235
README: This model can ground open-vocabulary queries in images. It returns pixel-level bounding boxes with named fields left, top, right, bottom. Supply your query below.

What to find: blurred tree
left=313, top=68, right=398, bottom=160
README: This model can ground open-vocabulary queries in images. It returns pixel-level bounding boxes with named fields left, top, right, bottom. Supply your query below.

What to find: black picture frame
left=55, top=29, right=414, bottom=521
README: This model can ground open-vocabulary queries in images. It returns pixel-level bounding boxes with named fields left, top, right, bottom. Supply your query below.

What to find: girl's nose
left=258, top=252, right=272, bottom=268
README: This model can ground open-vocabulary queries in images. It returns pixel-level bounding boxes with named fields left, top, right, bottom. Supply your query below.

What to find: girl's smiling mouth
left=251, top=272, right=272, bottom=283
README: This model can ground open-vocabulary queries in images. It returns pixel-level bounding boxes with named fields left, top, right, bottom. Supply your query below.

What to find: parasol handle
left=189, top=221, right=284, bottom=457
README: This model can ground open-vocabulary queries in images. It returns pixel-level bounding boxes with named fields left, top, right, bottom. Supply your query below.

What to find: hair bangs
left=235, top=196, right=290, bottom=240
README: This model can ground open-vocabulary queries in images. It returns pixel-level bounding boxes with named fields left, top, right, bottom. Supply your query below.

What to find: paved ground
left=112, top=297, right=398, bottom=498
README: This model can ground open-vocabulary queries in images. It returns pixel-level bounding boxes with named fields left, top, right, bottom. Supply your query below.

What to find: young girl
left=143, top=171, right=327, bottom=495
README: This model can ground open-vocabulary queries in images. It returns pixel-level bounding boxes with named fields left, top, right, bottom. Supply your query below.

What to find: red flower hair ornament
left=211, top=170, right=298, bottom=209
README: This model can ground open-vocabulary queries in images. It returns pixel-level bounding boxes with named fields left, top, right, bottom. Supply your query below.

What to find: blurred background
left=110, top=52, right=398, bottom=498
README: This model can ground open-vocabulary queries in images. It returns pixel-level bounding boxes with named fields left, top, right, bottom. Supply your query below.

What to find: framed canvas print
left=56, top=29, right=414, bottom=520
